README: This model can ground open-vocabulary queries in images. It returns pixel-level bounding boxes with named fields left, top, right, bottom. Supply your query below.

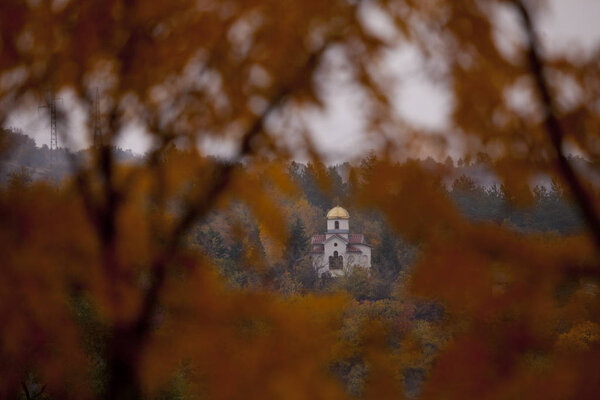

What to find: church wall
left=345, top=245, right=371, bottom=269
left=356, top=245, right=372, bottom=268
left=324, top=237, right=346, bottom=269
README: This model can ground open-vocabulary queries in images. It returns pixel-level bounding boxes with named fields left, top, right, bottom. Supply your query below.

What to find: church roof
left=313, top=233, right=371, bottom=246
left=325, top=234, right=348, bottom=243
left=350, top=234, right=373, bottom=247
left=327, top=206, right=349, bottom=220
left=349, top=234, right=364, bottom=244
left=311, top=234, right=326, bottom=244
left=346, top=246, right=363, bottom=253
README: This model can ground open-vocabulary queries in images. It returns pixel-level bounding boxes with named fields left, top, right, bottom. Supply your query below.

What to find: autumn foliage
left=2, top=0, right=600, bottom=399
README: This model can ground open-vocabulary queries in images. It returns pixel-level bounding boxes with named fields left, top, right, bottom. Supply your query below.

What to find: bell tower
left=326, top=205, right=349, bottom=240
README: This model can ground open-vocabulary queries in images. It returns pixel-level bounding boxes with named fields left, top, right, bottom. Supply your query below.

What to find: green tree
left=338, top=268, right=371, bottom=301
left=288, top=217, right=309, bottom=271
left=196, top=228, right=228, bottom=260
left=373, top=228, right=402, bottom=279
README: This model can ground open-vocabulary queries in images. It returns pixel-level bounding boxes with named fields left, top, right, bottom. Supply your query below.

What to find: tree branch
left=511, top=0, right=600, bottom=253
left=134, top=43, right=331, bottom=337
left=104, top=39, right=335, bottom=400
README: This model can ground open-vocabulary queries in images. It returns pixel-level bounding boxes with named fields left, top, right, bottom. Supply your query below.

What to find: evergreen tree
left=288, top=217, right=309, bottom=270
left=298, top=162, right=330, bottom=211
left=327, top=166, right=347, bottom=203
left=196, top=228, right=228, bottom=259
left=373, top=227, right=402, bottom=278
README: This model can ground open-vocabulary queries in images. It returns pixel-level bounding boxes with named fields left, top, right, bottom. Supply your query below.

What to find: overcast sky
left=10, top=0, right=600, bottom=162
left=304, top=0, right=600, bottom=162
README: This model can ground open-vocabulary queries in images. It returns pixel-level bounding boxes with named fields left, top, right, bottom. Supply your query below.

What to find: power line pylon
left=92, top=89, right=102, bottom=148
left=39, top=91, right=60, bottom=151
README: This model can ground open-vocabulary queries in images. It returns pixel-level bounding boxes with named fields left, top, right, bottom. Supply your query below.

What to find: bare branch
left=21, top=381, right=31, bottom=400
left=134, top=41, right=332, bottom=336
left=511, top=0, right=600, bottom=253
left=103, top=38, right=336, bottom=400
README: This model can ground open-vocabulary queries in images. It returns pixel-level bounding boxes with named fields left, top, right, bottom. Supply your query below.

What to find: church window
left=334, top=221, right=339, bottom=229
left=329, top=251, right=343, bottom=269
left=334, top=242, right=337, bottom=247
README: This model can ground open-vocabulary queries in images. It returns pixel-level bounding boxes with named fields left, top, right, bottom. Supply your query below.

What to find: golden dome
left=327, top=206, right=350, bottom=220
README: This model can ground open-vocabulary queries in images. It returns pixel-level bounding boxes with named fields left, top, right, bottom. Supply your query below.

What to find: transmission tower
left=39, top=91, right=59, bottom=151
left=92, top=89, right=102, bottom=147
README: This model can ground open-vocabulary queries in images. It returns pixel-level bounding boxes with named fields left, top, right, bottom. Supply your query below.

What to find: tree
left=373, top=228, right=402, bottom=279
left=338, top=268, right=372, bottom=302
left=288, top=217, right=309, bottom=271
left=2, top=0, right=600, bottom=399
left=196, top=227, right=228, bottom=260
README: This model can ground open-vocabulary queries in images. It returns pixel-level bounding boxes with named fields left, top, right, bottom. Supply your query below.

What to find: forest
left=2, top=0, right=600, bottom=399
left=1, top=127, right=591, bottom=398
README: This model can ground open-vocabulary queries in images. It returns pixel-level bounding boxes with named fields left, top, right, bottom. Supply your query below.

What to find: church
left=310, top=206, right=372, bottom=277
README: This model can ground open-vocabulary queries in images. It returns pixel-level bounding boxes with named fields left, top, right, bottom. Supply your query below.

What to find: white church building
left=311, top=206, right=372, bottom=277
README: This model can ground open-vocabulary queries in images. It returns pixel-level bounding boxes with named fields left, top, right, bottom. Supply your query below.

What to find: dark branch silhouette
left=102, top=40, right=335, bottom=400
left=511, top=0, right=600, bottom=253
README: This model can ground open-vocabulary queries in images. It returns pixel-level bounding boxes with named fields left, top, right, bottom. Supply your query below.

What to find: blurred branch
left=511, top=0, right=600, bottom=253
left=21, top=382, right=30, bottom=400
left=21, top=381, right=45, bottom=400
left=104, top=39, right=335, bottom=400
left=136, top=41, right=332, bottom=334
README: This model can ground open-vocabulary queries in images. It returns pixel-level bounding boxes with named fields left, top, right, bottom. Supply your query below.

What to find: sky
left=9, top=0, right=600, bottom=162
left=305, top=0, right=600, bottom=162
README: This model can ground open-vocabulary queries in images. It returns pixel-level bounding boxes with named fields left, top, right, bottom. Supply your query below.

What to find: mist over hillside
left=1, top=128, right=586, bottom=235
left=0, top=128, right=140, bottom=182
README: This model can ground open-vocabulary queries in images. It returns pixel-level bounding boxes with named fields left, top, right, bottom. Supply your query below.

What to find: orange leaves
left=0, top=182, right=94, bottom=398
left=2, top=0, right=600, bottom=398
left=407, top=214, right=600, bottom=399
left=142, top=263, right=349, bottom=399
left=422, top=324, right=585, bottom=400
left=0, top=0, right=401, bottom=157
left=556, top=321, right=600, bottom=352
left=410, top=221, right=590, bottom=324
left=355, top=159, right=462, bottom=242
left=422, top=334, right=497, bottom=400
left=224, top=160, right=300, bottom=257
left=411, top=241, right=493, bottom=312
left=0, top=0, right=28, bottom=70
left=361, top=321, right=405, bottom=400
